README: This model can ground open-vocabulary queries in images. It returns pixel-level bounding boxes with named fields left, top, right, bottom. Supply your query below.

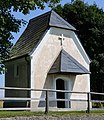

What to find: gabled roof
left=10, top=10, right=76, bottom=60
left=49, top=50, right=90, bottom=74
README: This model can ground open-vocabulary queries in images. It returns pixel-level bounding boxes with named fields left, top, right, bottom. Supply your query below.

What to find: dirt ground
left=0, top=115, right=104, bottom=120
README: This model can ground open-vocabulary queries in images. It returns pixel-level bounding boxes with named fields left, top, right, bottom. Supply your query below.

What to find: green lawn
left=0, top=110, right=103, bottom=118
left=0, top=111, right=44, bottom=118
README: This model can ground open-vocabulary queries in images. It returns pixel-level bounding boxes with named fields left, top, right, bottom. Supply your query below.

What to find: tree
left=0, top=0, right=60, bottom=73
left=54, top=0, right=104, bottom=93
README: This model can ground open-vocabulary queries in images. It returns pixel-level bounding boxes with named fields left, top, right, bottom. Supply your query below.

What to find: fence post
left=45, top=90, right=49, bottom=114
left=87, top=92, right=90, bottom=113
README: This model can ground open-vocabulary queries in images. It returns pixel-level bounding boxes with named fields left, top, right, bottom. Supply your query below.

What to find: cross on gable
left=58, top=34, right=65, bottom=46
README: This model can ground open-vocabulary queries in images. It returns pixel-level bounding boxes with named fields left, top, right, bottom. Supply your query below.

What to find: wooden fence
left=0, top=87, right=104, bottom=113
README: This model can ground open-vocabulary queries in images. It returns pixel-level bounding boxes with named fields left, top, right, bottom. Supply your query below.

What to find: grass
left=0, top=111, right=44, bottom=118
left=48, top=110, right=104, bottom=117
left=0, top=110, right=103, bottom=118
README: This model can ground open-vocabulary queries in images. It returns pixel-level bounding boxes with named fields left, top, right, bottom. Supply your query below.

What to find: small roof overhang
left=49, top=50, right=90, bottom=74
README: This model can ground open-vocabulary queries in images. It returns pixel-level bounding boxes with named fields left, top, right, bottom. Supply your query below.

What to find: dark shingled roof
left=10, top=10, right=76, bottom=59
left=49, top=50, right=90, bottom=74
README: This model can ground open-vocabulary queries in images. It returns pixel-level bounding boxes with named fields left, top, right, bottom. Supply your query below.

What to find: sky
left=0, top=0, right=104, bottom=97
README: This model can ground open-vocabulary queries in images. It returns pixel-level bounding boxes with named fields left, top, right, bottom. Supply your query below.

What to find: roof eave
left=60, top=69, right=91, bottom=74
left=49, top=71, right=91, bottom=74
left=4, top=54, right=29, bottom=62
left=49, top=25, right=77, bottom=32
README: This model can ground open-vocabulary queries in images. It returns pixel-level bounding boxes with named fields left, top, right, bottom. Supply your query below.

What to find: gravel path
left=0, top=115, right=104, bottom=120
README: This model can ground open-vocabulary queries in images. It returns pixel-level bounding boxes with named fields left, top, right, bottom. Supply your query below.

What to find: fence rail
left=0, top=87, right=104, bottom=113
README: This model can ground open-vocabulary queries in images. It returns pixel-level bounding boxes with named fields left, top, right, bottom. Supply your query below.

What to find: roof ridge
left=30, top=10, right=51, bottom=22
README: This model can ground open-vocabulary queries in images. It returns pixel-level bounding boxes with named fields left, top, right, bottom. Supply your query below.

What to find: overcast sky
left=0, top=0, right=104, bottom=97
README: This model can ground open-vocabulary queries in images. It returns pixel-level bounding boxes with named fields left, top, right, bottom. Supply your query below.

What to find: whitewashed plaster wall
left=30, top=27, right=90, bottom=110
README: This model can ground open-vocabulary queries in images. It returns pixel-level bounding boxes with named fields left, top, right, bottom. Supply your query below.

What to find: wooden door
left=56, top=79, right=65, bottom=108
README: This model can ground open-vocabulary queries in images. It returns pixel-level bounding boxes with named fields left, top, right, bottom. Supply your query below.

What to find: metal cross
left=58, top=34, right=65, bottom=46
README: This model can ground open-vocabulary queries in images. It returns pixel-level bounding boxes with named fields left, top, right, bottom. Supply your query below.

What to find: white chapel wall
left=30, top=27, right=90, bottom=110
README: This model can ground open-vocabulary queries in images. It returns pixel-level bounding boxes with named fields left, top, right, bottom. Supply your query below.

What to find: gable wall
left=30, top=27, right=90, bottom=109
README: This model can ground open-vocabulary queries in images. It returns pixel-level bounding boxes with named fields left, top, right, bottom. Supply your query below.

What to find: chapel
left=5, top=10, right=91, bottom=110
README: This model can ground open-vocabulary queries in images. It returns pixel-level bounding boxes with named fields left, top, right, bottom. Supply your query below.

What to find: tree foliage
left=54, top=0, right=104, bottom=93
left=0, top=0, right=60, bottom=73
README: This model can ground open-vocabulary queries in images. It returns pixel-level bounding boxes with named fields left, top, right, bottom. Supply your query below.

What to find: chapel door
left=56, top=79, right=65, bottom=108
